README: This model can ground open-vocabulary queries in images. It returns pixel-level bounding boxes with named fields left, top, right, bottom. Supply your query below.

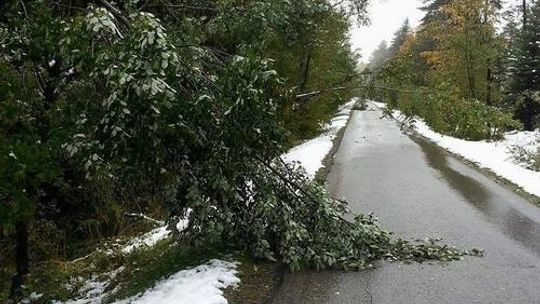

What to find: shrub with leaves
left=366, top=61, right=520, bottom=140
left=388, top=84, right=521, bottom=140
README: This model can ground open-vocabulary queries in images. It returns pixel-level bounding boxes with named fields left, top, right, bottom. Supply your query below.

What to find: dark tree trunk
left=463, top=44, right=477, bottom=99
left=486, top=67, right=493, bottom=106
left=10, top=221, right=30, bottom=299
left=523, top=0, right=528, bottom=28
left=298, top=51, right=312, bottom=93
left=467, top=71, right=477, bottom=100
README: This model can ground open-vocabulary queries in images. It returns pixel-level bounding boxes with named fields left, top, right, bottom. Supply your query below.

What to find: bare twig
left=124, top=213, right=165, bottom=226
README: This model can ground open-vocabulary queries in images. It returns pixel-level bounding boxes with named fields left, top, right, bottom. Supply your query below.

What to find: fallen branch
left=295, top=86, right=351, bottom=99
left=124, top=213, right=165, bottom=226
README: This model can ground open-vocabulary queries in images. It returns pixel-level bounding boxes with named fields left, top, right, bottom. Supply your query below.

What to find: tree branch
left=295, top=86, right=351, bottom=99
left=98, top=0, right=129, bottom=25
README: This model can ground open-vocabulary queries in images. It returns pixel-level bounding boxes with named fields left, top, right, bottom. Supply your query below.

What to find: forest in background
left=366, top=0, right=540, bottom=140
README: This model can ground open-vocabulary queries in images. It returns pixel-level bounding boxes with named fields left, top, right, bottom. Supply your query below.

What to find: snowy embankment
left=114, top=260, right=239, bottom=304
left=59, top=260, right=238, bottom=304
left=60, top=217, right=237, bottom=304
left=282, top=99, right=356, bottom=178
left=371, top=101, right=540, bottom=198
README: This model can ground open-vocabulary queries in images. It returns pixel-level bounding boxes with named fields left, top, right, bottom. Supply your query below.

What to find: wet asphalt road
left=272, top=104, right=540, bottom=304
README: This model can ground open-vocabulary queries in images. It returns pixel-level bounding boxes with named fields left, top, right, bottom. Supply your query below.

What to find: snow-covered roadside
left=282, top=99, right=356, bottom=178
left=114, top=260, right=239, bottom=304
left=59, top=216, right=236, bottom=304
left=371, top=101, right=540, bottom=198
left=58, top=260, right=238, bottom=304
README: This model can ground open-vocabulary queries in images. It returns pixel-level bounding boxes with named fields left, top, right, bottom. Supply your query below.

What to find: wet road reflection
left=416, top=137, right=540, bottom=255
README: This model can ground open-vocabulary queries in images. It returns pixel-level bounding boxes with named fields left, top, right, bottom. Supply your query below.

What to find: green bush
left=385, top=84, right=522, bottom=140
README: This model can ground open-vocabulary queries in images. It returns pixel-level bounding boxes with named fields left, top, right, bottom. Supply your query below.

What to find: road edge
left=376, top=103, right=540, bottom=206
left=255, top=100, right=360, bottom=304
left=315, top=102, right=361, bottom=182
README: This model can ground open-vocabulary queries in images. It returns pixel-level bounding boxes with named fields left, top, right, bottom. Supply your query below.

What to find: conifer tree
left=369, top=40, right=390, bottom=69
left=420, top=0, right=453, bottom=25
left=389, top=18, right=411, bottom=56
left=509, top=0, right=540, bottom=130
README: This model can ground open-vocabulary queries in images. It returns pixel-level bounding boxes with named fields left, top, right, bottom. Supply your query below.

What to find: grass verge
left=224, top=256, right=283, bottom=304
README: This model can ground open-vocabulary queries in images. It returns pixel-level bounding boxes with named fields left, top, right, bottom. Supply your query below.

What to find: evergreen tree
left=389, top=18, right=411, bottom=56
left=509, top=0, right=540, bottom=130
left=420, top=0, right=453, bottom=26
left=369, top=40, right=390, bottom=69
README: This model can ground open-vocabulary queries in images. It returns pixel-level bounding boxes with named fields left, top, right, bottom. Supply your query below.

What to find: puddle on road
left=414, top=137, right=540, bottom=256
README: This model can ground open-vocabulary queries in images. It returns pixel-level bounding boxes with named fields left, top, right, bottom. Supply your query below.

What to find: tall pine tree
left=389, top=18, right=411, bottom=56
left=420, top=0, right=453, bottom=25
left=510, top=0, right=540, bottom=130
left=369, top=40, right=390, bottom=69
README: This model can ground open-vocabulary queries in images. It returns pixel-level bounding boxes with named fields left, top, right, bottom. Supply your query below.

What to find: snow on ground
left=60, top=214, right=237, bottom=304
left=505, top=131, right=540, bottom=155
left=505, top=131, right=540, bottom=170
left=58, top=260, right=238, bottom=304
left=121, top=226, right=171, bottom=254
left=370, top=101, right=540, bottom=198
left=114, top=260, right=239, bottom=304
left=56, top=267, right=125, bottom=304
left=282, top=99, right=356, bottom=178
left=122, top=209, right=193, bottom=254
left=122, top=218, right=188, bottom=254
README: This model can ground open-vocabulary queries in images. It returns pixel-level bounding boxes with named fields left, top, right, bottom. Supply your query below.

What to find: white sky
left=349, top=0, right=426, bottom=63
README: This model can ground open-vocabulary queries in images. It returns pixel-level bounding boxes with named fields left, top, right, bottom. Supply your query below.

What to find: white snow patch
left=371, top=101, right=540, bottom=198
left=58, top=267, right=125, bottom=304
left=122, top=218, right=189, bottom=254
left=505, top=131, right=540, bottom=156
left=114, top=259, right=239, bottom=304
left=21, top=292, right=43, bottom=303
left=282, top=99, right=356, bottom=178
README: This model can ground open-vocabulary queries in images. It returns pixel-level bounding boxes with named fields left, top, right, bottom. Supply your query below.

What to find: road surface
left=272, top=103, right=540, bottom=304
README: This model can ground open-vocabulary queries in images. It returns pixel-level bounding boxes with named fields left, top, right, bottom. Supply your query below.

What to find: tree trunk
left=298, top=51, right=312, bottom=93
left=523, top=0, right=528, bottom=28
left=10, top=221, right=30, bottom=299
left=463, top=33, right=477, bottom=100
left=467, top=67, right=477, bottom=100
left=486, top=67, right=493, bottom=106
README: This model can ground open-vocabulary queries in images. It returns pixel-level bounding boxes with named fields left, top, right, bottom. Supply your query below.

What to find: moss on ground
left=224, top=256, right=283, bottom=304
